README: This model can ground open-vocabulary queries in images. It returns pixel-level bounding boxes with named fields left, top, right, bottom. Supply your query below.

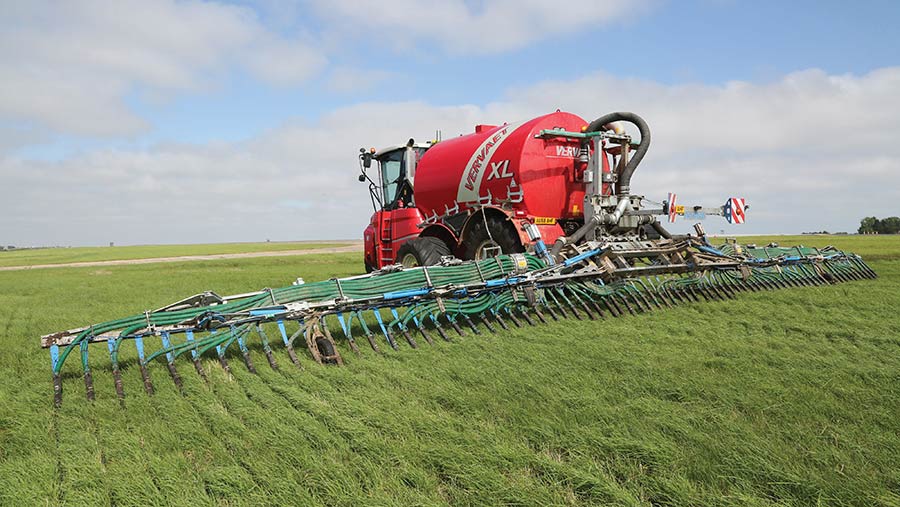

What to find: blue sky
left=2, top=0, right=899, bottom=245
left=101, top=1, right=900, bottom=144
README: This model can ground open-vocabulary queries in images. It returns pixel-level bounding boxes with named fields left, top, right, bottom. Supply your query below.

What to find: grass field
left=0, top=241, right=349, bottom=268
left=0, top=236, right=898, bottom=505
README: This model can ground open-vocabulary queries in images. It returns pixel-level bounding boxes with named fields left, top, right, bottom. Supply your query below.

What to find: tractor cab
left=358, top=140, right=430, bottom=212
left=358, top=140, right=431, bottom=271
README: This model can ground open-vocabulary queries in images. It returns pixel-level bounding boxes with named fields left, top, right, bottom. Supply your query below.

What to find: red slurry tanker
left=358, top=110, right=738, bottom=270
left=42, top=110, right=879, bottom=406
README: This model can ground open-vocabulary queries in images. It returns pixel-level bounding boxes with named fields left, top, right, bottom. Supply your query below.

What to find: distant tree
left=859, top=216, right=879, bottom=234
left=859, top=216, right=900, bottom=234
left=881, top=216, right=900, bottom=234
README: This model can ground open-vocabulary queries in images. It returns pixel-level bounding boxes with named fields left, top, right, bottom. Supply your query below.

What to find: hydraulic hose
left=550, top=216, right=599, bottom=258
left=651, top=221, right=672, bottom=239
left=585, top=112, right=651, bottom=196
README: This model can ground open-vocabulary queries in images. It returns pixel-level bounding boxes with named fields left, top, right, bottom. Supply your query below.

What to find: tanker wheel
left=397, top=237, right=452, bottom=267
left=464, top=214, right=524, bottom=261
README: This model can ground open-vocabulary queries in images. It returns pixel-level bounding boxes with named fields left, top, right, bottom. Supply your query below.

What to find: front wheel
left=397, top=237, right=452, bottom=267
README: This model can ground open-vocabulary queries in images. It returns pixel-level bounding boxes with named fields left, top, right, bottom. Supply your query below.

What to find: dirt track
left=0, top=242, right=363, bottom=272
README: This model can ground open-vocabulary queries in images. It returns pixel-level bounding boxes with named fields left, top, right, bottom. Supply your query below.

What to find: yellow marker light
left=580, top=125, right=588, bottom=132
left=369, top=147, right=376, bottom=154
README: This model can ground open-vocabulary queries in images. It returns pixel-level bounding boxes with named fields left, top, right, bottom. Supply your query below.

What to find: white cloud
left=2, top=67, right=899, bottom=246
left=308, top=0, right=652, bottom=54
left=326, top=67, right=396, bottom=94
left=0, top=0, right=326, bottom=137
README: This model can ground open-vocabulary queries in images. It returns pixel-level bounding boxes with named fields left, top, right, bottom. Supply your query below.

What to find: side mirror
left=358, top=174, right=366, bottom=182
left=360, top=147, right=372, bottom=169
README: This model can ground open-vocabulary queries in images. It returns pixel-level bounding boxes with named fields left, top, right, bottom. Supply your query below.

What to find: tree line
left=858, top=216, right=900, bottom=234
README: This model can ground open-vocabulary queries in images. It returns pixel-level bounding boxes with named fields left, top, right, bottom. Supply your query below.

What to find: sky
left=2, top=0, right=899, bottom=246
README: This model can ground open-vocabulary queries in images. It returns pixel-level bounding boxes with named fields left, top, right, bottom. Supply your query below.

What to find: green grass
left=0, top=236, right=898, bottom=505
left=0, top=241, right=350, bottom=268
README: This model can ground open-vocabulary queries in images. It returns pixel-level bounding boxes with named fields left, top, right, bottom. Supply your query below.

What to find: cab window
left=380, top=150, right=404, bottom=207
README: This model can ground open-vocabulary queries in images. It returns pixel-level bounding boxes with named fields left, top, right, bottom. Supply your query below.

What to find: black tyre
left=397, top=236, right=452, bottom=267
left=463, top=214, right=524, bottom=260
left=315, top=337, right=337, bottom=363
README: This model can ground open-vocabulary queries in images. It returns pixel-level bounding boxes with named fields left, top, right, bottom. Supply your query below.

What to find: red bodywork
left=364, top=111, right=613, bottom=269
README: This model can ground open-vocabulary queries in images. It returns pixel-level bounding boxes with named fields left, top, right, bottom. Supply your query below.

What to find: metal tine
left=586, top=297, right=608, bottom=318
left=600, top=294, right=622, bottom=317
left=518, top=307, right=536, bottom=326
left=532, top=307, right=548, bottom=324
left=626, top=289, right=648, bottom=312
left=687, top=283, right=706, bottom=302
left=820, top=262, right=841, bottom=283
left=714, top=277, right=736, bottom=299
left=254, top=325, right=279, bottom=370
left=214, top=331, right=233, bottom=377
left=719, top=274, right=742, bottom=299
left=335, top=313, right=361, bottom=356
left=557, top=289, right=584, bottom=320
left=614, top=292, right=637, bottom=315
left=185, top=330, right=207, bottom=381
left=576, top=285, right=606, bottom=316
left=626, top=286, right=652, bottom=312
left=50, top=344, right=62, bottom=407
left=400, top=327, right=418, bottom=348
left=504, top=308, right=523, bottom=327
left=566, top=289, right=596, bottom=320
left=829, top=263, right=852, bottom=283
left=576, top=291, right=600, bottom=320
left=277, top=320, right=305, bottom=368
left=492, top=310, right=509, bottom=330
left=234, top=327, right=257, bottom=374
left=413, top=316, right=435, bottom=345
left=661, top=285, right=681, bottom=304
left=445, top=314, right=466, bottom=336
left=480, top=312, right=497, bottom=333
left=461, top=314, right=479, bottom=335
left=845, top=264, right=862, bottom=280
left=628, top=282, right=655, bottom=311
left=351, top=312, right=380, bottom=353
left=635, top=279, right=664, bottom=309
left=81, top=340, right=95, bottom=402
left=135, top=335, right=155, bottom=395
left=541, top=299, right=561, bottom=320
left=857, top=258, right=878, bottom=279
left=372, top=309, right=400, bottom=350
left=107, top=339, right=125, bottom=403
left=546, top=290, right=570, bottom=319
left=429, top=314, right=451, bottom=342
left=391, top=308, right=418, bottom=348
left=648, top=278, right=674, bottom=308
left=784, top=271, right=802, bottom=286
left=559, top=290, right=584, bottom=320
left=160, top=331, right=184, bottom=392
left=691, top=283, right=712, bottom=302
left=704, top=281, right=725, bottom=301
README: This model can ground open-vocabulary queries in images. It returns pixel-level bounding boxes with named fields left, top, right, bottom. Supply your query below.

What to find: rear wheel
left=397, top=236, right=452, bottom=267
left=463, top=214, right=524, bottom=260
